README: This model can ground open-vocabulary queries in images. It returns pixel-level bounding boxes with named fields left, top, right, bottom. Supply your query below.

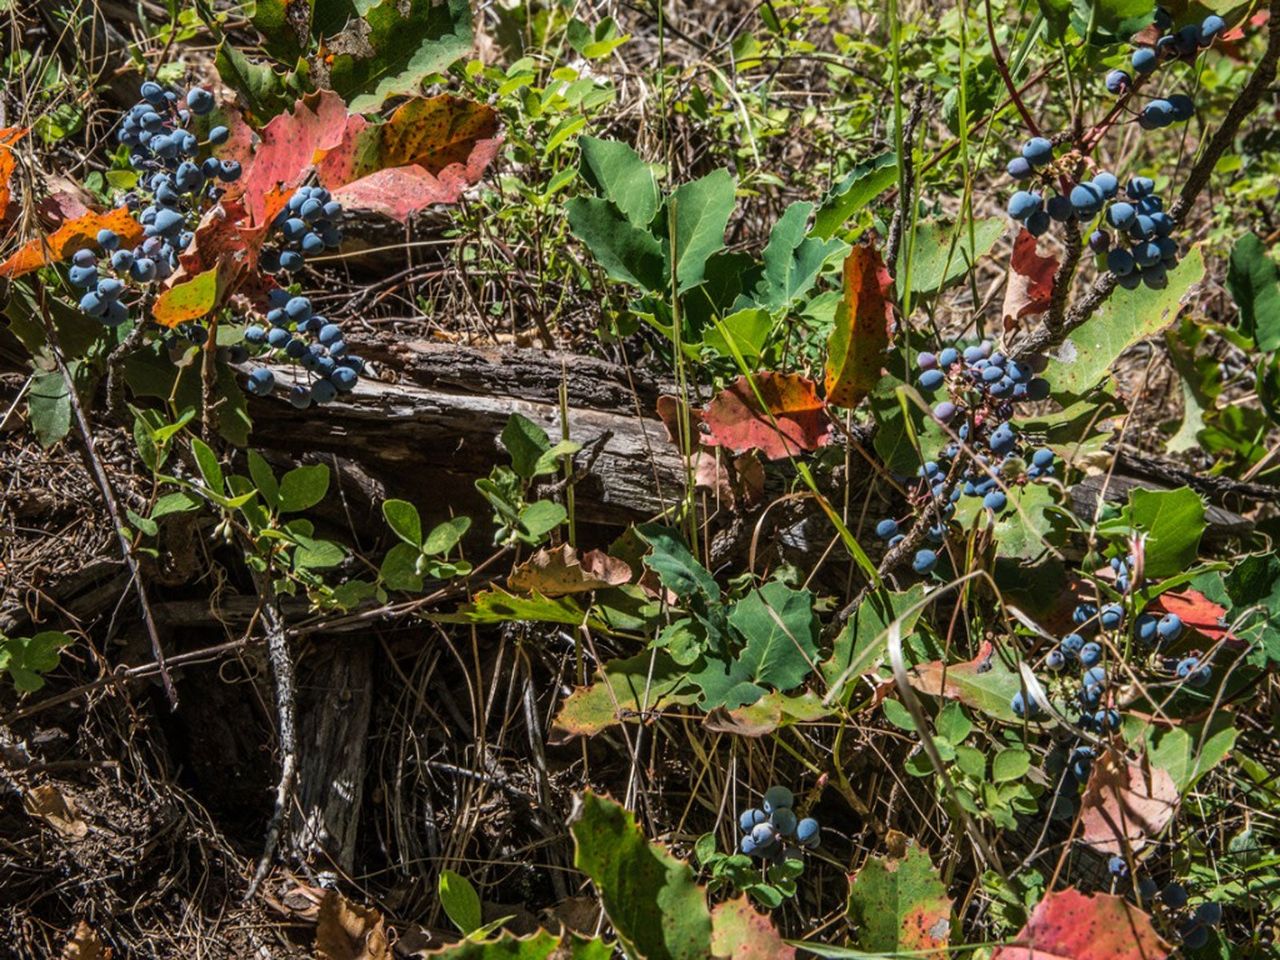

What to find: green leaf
left=1227, top=233, right=1280, bottom=351
left=845, top=842, right=952, bottom=955
left=636, top=524, right=720, bottom=601
left=279, top=463, right=329, bottom=512
left=150, top=490, right=201, bottom=520
left=953, top=482, right=1067, bottom=560
left=425, top=516, right=470, bottom=555
left=327, top=0, right=474, bottom=113
left=28, top=370, right=72, bottom=448
left=1112, top=486, right=1206, bottom=579
left=383, top=498, right=424, bottom=547
left=519, top=500, right=566, bottom=539
left=566, top=197, right=668, bottom=292
left=702, top=307, right=772, bottom=364
left=578, top=136, right=660, bottom=227
left=870, top=379, right=947, bottom=476
left=1225, top=554, right=1280, bottom=663
left=882, top=697, right=918, bottom=732
left=571, top=791, right=713, bottom=960
left=665, top=169, right=736, bottom=294
left=214, top=41, right=303, bottom=122
left=151, top=265, right=220, bottom=326
left=936, top=702, right=972, bottom=745
left=380, top=541, right=425, bottom=592
left=439, top=869, right=484, bottom=936
left=126, top=508, right=159, bottom=537
left=813, top=152, right=898, bottom=240
left=992, top=748, right=1031, bottom=783
left=1070, top=0, right=1155, bottom=43
left=0, top=631, right=70, bottom=692
left=501, top=413, right=552, bottom=480
left=749, top=201, right=845, bottom=311
left=436, top=587, right=589, bottom=626
left=422, top=931, right=562, bottom=959
left=552, top=651, right=698, bottom=739
left=248, top=451, right=280, bottom=510
left=533, top=439, right=581, bottom=478
left=1145, top=714, right=1238, bottom=793
left=694, top=581, right=819, bottom=709
left=899, top=218, right=1005, bottom=296
left=192, top=437, right=224, bottom=493
left=1044, top=246, right=1205, bottom=398
left=291, top=534, right=345, bottom=570
left=821, top=584, right=926, bottom=698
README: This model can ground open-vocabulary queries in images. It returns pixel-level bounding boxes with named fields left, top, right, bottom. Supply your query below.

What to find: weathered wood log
left=250, top=342, right=687, bottom=528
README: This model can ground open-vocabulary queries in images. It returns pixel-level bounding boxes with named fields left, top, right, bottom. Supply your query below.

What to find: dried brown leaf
left=24, top=784, right=88, bottom=840
left=315, top=890, right=390, bottom=960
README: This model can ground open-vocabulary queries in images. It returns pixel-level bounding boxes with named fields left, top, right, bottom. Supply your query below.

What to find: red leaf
left=238, top=91, right=501, bottom=225
left=235, top=90, right=352, bottom=226
left=824, top=242, right=894, bottom=408
left=703, top=372, right=831, bottom=460
left=1150, top=588, right=1240, bottom=645
left=1002, top=229, right=1058, bottom=330
left=992, top=888, right=1170, bottom=960
left=0, top=206, right=143, bottom=278
left=1079, top=749, right=1178, bottom=856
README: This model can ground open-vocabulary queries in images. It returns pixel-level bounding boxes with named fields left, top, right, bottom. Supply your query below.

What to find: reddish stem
left=985, top=0, right=1042, bottom=136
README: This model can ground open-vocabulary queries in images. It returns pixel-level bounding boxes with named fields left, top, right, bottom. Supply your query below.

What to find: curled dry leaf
left=24, top=783, right=88, bottom=840
left=315, top=889, right=391, bottom=960
left=60, top=921, right=112, bottom=960
left=1079, top=748, right=1178, bottom=856
left=824, top=241, right=894, bottom=409
left=992, top=888, right=1170, bottom=960
left=0, top=207, right=144, bottom=278
left=703, top=372, right=831, bottom=461
left=1002, top=229, right=1058, bottom=331
left=0, top=126, right=26, bottom=225
left=508, top=543, right=632, bottom=597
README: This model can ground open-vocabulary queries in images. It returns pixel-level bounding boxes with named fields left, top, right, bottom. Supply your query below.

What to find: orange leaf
left=60, top=921, right=112, bottom=960
left=710, top=896, right=797, bottom=960
left=824, top=242, right=893, bottom=408
left=1151, top=588, right=1239, bottom=645
left=0, top=206, right=143, bottom=278
left=703, top=372, right=831, bottom=460
left=0, top=126, right=28, bottom=223
left=1002, top=229, right=1058, bottom=330
left=992, top=888, right=1170, bottom=960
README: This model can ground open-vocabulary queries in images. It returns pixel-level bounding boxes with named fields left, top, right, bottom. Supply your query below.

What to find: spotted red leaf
left=1002, top=228, right=1058, bottom=329
left=703, top=372, right=831, bottom=460
left=992, top=888, right=1170, bottom=960
left=824, top=242, right=893, bottom=409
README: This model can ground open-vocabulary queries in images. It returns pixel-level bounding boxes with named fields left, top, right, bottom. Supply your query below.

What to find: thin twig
left=885, top=90, right=926, bottom=274
left=985, top=0, right=1040, bottom=136
left=33, top=280, right=178, bottom=707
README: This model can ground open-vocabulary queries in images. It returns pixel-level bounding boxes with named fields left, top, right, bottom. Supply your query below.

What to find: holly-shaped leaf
left=907, top=640, right=1032, bottom=723
left=151, top=265, right=221, bottom=328
left=571, top=791, right=713, bottom=960
left=0, top=206, right=143, bottom=278
left=1078, top=749, right=1178, bottom=856
left=846, top=841, right=953, bottom=955
left=703, top=372, right=831, bottom=460
left=825, top=242, right=894, bottom=409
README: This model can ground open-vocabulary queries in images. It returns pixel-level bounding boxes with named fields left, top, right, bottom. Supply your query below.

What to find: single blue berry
left=875, top=518, right=899, bottom=540
left=912, top=549, right=937, bottom=574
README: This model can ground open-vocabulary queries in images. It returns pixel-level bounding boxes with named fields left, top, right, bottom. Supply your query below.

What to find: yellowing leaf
left=702, top=372, right=831, bottom=460
left=825, top=242, right=894, bottom=408
left=508, top=544, right=632, bottom=597
left=151, top=265, right=221, bottom=328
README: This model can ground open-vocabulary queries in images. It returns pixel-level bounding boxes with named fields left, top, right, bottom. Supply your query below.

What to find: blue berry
left=1080, top=642, right=1103, bottom=667
left=1195, top=902, right=1222, bottom=926
left=186, top=87, right=214, bottom=115
left=1008, top=190, right=1043, bottom=221
left=310, top=379, right=338, bottom=404
left=983, top=490, right=1007, bottom=512
left=1106, top=248, right=1135, bottom=276
left=912, top=549, right=937, bottom=574
left=1007, top=156, right=1033, bottom=180
left=919, top=368, right=946, bottom=391
left=796, top=817, right=820, bottom=848
left=1022, top=137, right=1054, bottom=166
left=917, top=351, right=938, bottom=370
left=875, top=518, right=899, bottom=540
left=1135, top=614, right=1159, bottom=643
left=246, top=367, right=275, bottom=395
left=1200, top=14, right=1226, bottom=43
left=770, top=807, right=798, bottom=835
left=1046, top=648, right=1066, bottom=670
left=938, top=347, right=959, bottom=367
left=1108, top=855, right=1128, bottom=877
left=739, top=807, right=767, bottom=832
left=1162, top=882, right=1188, bottom=908
left=1105, top=69, right=1131, bottom=94
left=1100, top=604, right=1124, bottom=630
left=762, top=785, right=793, bottom=813
left=1157, top=613, right=1184, bottom=643
left=1132, top=48, right=1158, bottom=73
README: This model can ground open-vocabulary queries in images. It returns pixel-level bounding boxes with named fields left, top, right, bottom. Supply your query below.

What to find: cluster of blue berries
left=242, top=292, right=364, bottom=408
left=737, top=786, right=819, bottom=862
left=876, top=343, right=1057, bottom=577
left=1108, top=8, right=1227, bottom=100
left=69, top=82, right=242, bottom=325
left=1090, top=176, right=1179, bottom=288
left=260, top=185, right=344, bottom=275
left=1133, top=874, right=1224, bottom=948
